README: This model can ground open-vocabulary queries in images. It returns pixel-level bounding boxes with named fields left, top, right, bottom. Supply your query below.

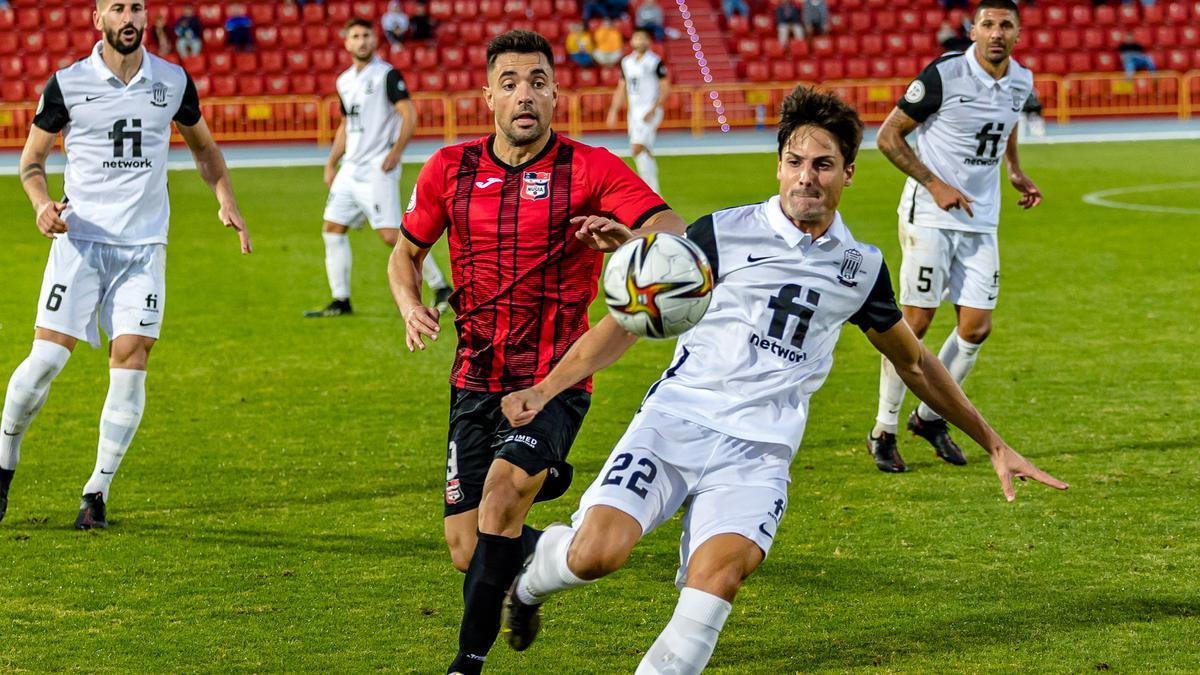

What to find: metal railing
left=2, top=70, right=1196, bottom=149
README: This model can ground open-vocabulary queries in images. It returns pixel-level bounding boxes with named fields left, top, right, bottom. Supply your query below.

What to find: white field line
left=1081, top=181, right=1200, bottom=215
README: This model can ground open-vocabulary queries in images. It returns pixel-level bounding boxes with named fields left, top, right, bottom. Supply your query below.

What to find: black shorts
left=443, top=386, right=591, bottom=517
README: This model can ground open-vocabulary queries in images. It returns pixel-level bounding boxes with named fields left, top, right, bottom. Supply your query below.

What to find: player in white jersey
left=868, top=0, right=1043, bottom=473
left=607, top=28, right=669, bottom=193
left=497, top=86, right=1066, bottom=673
left=305, top=17, right=452, bottom=318
left=1, top=0, right=251, bottom=529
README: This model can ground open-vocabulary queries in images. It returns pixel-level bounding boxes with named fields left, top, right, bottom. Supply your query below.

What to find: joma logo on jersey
left=104, top=119, right=151, bottom=169
left=522, top=171, right=550, bottom=201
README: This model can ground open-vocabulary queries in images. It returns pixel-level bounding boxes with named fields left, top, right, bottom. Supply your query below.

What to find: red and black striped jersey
left=402, top=132, right=668, bottom=393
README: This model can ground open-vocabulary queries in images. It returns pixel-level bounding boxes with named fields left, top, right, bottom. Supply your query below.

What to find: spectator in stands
left=409, top=2, right=435, bottom=40
left=723, top=0, right=749, bottom=20
left=567, top=22, right=596, bottom=66
left=1117, top=32, right=1155, bottom=78
left=225, top=7, right=254, bottom=51
left=152, top=12, right=173, bottom=56
left=635, top=0, right=666, bottom=42
left=174, top=6, right=203, bottom=58
left=800, top=0, right=829, bottom=36
left=774, top=0, right=804, bottom=47
left=0, top=0, right=10, bottom=10
left=592, top=18, right=624, bottom=66
left=382, top=1, right=410, bottom=46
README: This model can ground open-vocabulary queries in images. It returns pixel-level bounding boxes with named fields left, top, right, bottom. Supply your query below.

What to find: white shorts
left=897, top=219, right=1000, bottom=310
left=34, top=236, right=167, bottom=349
left=628, top=107, right=663, bottom=149
left=322, top=163, right=402, bottom=230
left=573, top=409, right=792, bottom=588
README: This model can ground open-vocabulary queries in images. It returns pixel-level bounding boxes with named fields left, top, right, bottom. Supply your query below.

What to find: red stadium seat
left=737, top=38, right=761, bottom=59
left=746, top=61, right=770, bottom=82
left=1031, top=29, right=1053, bottom=52
left=419, top=71, right=445, bottom=91
left=597, top=67, right=618, bottom=87
left=319, top=72, right=338, bottom=94
left=303, top=3, right=325, bottom=22
left=1094, top=52, right=1118, bottom=72
left=281, top=26, right=304, bottom=48
left=54, top=55, right=77, bottom=71
left=751, top=14, right=774, bottom=36
left=870, top=58, right=894, bottom=79
left=895, top=55, right=918, bottom=77
left=575, top=68, right=598, bottom=87
left=16, top=8, right=39, bottom=30
left=387, top=47, right=413, bottom=70
left=352, top=1, right=377, bottom=20
left=1104, top=28, right=1124, bottom=49
left=770, top=61, right=794, bottom=81
left=1166, top=2, right=1190, bottom=24
left=484, top=20, right=509, bottom=37
left=212, top=75, right=237, bottom=96
left=555, top=67, right=575, bottom=88
left=460, top=22, right=485, bottom=43
left=1043, top=52, right=1067, bottom=75
left=0, top=8, right=11, bottom=31
left=287, top=51, right=312, bottom=71
left=278, top=3, right=300, bottom=24
left=796, top=60, right=818, bottom=81
left=1181, top=26, right=1200, bottom=47
left=811, top=35, right=834, bottom=58
left=209, top=52, right=233, bottom=74
left=24, top=33, right=46, bottom=52
left=1, top=81, right=27, bottom=103
left=291, top=74, right=317, bottom=94
left=238, top=75, right=264, bottom=96
left=454, top=0, right=481, bottom=19
left=250, top=5, right=274, bottom=24
left=481, top=0, right=504, bottom=18
left=266, top=75, right=290, bottom=95
left=305, top=26, right=333, bottom=44
left=71, top=30, right=93, bottom=53
left=446, top=70, right=472, bottom=91
left=845, top=58, right=868, bottom=79
left=1117, top=4, right=1140, bottom=25
left=554, top=0, right=579, bottom=17
left=910, top=33, right=934, bottom=56
left=820, top=60, right=844, bottom=81
left=531, top=0, right=554, bottom=19
left=787, top=39, right=810, bottom=59
left=898, top=9, right=920, bottom=32
left=192, top=74, right=212, bottom=98
left=68, top=7, right=92, bottom=29
left=235, top=53, right=258, bottom=73
left=0, top=56, right=20, bottom=80
left=46, top=32, right=71, bottom=55
left=1167, top=49, right=1190, bottom=70
left=835, top=35, right=858, bottom=55
left=414, top=46, right=439, bottom=69
left=762, top=38, right=786, bottom=59
left=1021, top=53, right=1041, bottom=72
left=202, top=27, right=226, bottom=51
left=535, top=20, right=562, bottom=42
left=467, top=45, right=489, bottom=66
left=1057, top=28, right=1081, bottom=52
left=1094, top=5, right=1116, bottom=25
left=430, top=0, right=454, bottom=20
left=1082, top=28, right=1106, bottom=50
left=1155, top=26, right=1178, bottom=48
left=1068, top=52, right=1091, bottom=73
left=1069, top=5, right=1092, bottom=24
left=441, top=46, right=465, bottom=65
left=46, top=7, right=68, bottom=28
left=256, top=27, right=280, bottom=49
left=182, top=54, right=206, bottom=74
left=848, top=11, right=871, bottom=33
left=327, top=2, right=353, bottom=23
left=860, top=34, right=883, bottom=56
left=1044, top=5, right=1066, bottom=26
left=199, top=3, right=224, bottom=24
left=884, top=34, right=908, bottom=55
left=313, top=50, right=339, bottom=71
left=727, top=15, right=749, bottom=36
left=920, top=9, right=942, bottom=31
left=1132, top=26, right=1153, bottom=46
left=873, top=10, right=896, bottom=31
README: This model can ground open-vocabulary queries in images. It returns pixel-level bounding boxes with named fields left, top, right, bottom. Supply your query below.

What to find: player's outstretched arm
left=178, top=119, right=252, bottom=254
left=501, top=315, right=639, bottom=427
left=19, top=126, right=67, bottom=239
left=388, top=237, right=440, bottom=352
left=877, top=107, right=974, bottom=217
left=1005, top=125, right=1042, bottom=209
left=382, top=99, right=417, bottom=173
left=866, top=320, right=1069, bottom=502
left=572, top=210, right=687, bottom=251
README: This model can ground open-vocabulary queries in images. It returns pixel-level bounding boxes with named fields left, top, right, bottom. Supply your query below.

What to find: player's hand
left=501, top=388, right=547, bottom=427
left=987, top=444, right=1069, bottom=502
left=381, top=150, right=402, bottom=174
left=606, top=109, right=619, bottom=130
left=35, top=201, right=68, bottom=239
left=573, top=215, right=634, bottom=252
left=927, top=179, right=974, bottom=218
left=1009, top=171, right=1043, bottom=209
left=323, top=164, right=337, bottom=188
left=219, top=204, right=253, bottom=254
left=403, top=304, right=441, bottom=352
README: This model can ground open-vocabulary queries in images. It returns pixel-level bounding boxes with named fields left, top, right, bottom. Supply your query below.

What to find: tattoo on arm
left=879, top=116, right=936, bottom=185
left=20, top=163, right=46, bottom=183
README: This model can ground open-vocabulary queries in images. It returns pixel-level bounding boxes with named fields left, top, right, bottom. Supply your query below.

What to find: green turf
left=1, top=140, right=1198, bottom=673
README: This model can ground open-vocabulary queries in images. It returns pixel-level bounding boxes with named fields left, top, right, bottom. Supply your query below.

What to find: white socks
left=421, top=252, right=448, bottom=290
left=322, top=231, right=352, bottom=301
left=515, top=524, right=593, bottom=605
left=917, top=330, right=982, bottom=421
left=874, top=354, right=906, bottom=435
left=82, top=369, right=146, bottom=499
left=636, top=587, right=732, bottom=675
left=1, top=340, right=71, bottom=470
left=634, top=151, right=660, bottom=194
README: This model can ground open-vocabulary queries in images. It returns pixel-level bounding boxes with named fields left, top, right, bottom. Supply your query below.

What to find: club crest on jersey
left=837, top=249, right=863, bottom=287
left=445, top=478, right=464, bottom=505
left=522, top=171, right=551, bottom=201
left=1011, top=92, right=1025, bottom=112
left=150, top=82, right=168, bottom=107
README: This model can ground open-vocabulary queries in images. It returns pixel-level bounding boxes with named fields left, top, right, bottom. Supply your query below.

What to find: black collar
left=486, top=131, right=558, bottom=173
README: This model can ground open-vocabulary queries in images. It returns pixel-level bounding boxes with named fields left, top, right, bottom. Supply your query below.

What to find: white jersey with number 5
left=896, top=44, right=1033, bottom=232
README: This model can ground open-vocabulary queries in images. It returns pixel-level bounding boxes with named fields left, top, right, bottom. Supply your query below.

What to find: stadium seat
left=770, top=60, right=794, bottom=81
left=414, top=47, right=439, bottom=69
left=1181, top=26, right=1200, bottom=47
left=306, top=26, right=333, bottom=44
left=848, top=11, right=871, bottom=33
left=1094, top=5, right=1116, bottom=25
left=441, top=46, right=465, bottom=65
left=352, top=1, right=378, bottom=20
left=485, top=20, right=510, bottom=37
left=0, top=56, right=20, bottom=80
left=535, top=20, right=562, bottom=42
left=278, top=3, right=300, bottom=24
left=24, top=33, right=46, bottom=52
left=1068, top=5, right=1091, bottom=25
left=1132, top=26, right=1153, bottom=47
left=910, top=33, right=934, bottom=56
left=1082, top=28, right=1105, bottom=51
left=419, top=71, right=445, bottom=91
left=68, top=6, right=92, bottom=29
left=746, top=61, right=770, bottom=82
left=871, top=58, right=894, bottom=79
left=1155, top=26, right=1178, bottom=48
left=54, top=55, right=77, bottom=71
left=250, top=5, right=274, bottom=24
left=898, top=9, right=920, bottom=32
left=209, top=52, right=233, bottom=74
left=1021, top=53, right=1041, bottom=72
left=71, top=30, right=94, bottom=53
left=212, top=76, right=237, bottom=97
left=235, top=53, right=259, bottom=73
left=46, top=32, right=71, bottom=55
left=1068, top=52, right=1091, bottom=73
left=1043, top=53, right=1067, bottom=75
left=45, top=7, right=68, bottom=28
left=480, top=0, right=504, bottom=18
left=895, top=56, right=917, bottom=77
left=202, top=27, right=226, bottom=51
left=182, top=54, right=206, bottom=74
left=256, top=27, right=280, bottom=49
left=600, top=67, right=621, bottom=87
left=1044, top=5, right=1066, bottom=26
left=460, top=22, right=486, bottom=43
left=1104, top=27, right=1124, bottom=49
left=737, top=38, right=761, bottom=60
left=199, top=3, right=224, bottom=25
left=1057, top=28, right=1081, bottom=52
left=1143, top=3, right=1165, bottom=24
left=1167, top=49, right=1190, bottom=71
left=845, top=58, right=868, bottom=79
left=327, top=2, right=353, bottom=23
left=751, top=14, right=774, bottom=36
left=16, top=8, right=38, bottom=30
left=266, top=75, right=289, bottom=95
left=467, top=45, right=489, bottom=66
left=787, top=39, right=810, bottom=59
left=453, top=0, right=481, bottom=19
left=192, top=74, right=212, bottom=98
left=820, top=60, right=844, bottom=81
left=554, top=0, right=579, bottom=17
left=319, top=72, right=339, bottom=93
left=531, top=0, right=554, bottom=19
left=287, top=51, right=312, bottom=71
left=291, top=74, right=317, bottom=95
left=1031, top=29, right=1054, bottom=53
left=446, top=70, right=472, bottom=91
left=1117, top=4, right=1140, bottom=25
left=811, top=35, right=834, bottom=58
left=797, top=60, right=818, bottom=81
left=430, top=0, right=454, bottom=20
left=313, top=50, right=339, bottom=72
left=1094, top=52, right=1118, bottom=72
left=884, top=34, right=908, bottom=55
left=303, top=3, right=326, bottom=22
left=860, top=35, right=883, bottom=57
left=575, top=68, right=598, bottom=87
left=281, top=26, right=304, bottom=49
left=873, top=10, right=897, bottom=31
left=727, top=15, right=749, bottom=35
left=1165, top=2, right=1190, bottom=24
left=1, top=81, right=27, bottom=103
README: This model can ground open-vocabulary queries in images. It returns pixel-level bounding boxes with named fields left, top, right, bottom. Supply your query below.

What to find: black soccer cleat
left=433, top=286, right=453, bottom=314
left=0, top=468, right=14, bottom=523
left=74, top=492, right=108, bottom=530
left=303, top=299, right=352, bottom=318
left=907, top=410, right=967, bottom=466
left=868, top=431, right=909, bottom=473
left=503, top=573, right=543, bottom=652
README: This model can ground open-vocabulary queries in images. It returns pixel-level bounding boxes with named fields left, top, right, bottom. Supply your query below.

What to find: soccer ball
left=603, top=233, right=714, bottom=339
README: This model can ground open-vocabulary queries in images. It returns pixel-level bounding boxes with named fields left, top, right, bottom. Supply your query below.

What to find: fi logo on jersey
left=522, top=171, right=550, bottom=201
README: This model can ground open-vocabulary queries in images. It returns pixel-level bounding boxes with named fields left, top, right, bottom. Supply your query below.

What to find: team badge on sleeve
left=904, top=80, right=926, bottom=104
left=522, top=171, right=551, bottom=201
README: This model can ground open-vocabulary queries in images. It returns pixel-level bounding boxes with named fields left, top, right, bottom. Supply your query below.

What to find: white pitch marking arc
left=1081, top=181, right=1200, bottom=215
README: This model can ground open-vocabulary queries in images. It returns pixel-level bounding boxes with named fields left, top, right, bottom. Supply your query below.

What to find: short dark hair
left=776, top=85, right=864, bottom=165
left=344, top=17, right=374, bottom=33
left=486, top=30, right=555, bottom=72
left=632, top=27, right=654, bottom=39
left=974, top=0, right=1020, bottom=23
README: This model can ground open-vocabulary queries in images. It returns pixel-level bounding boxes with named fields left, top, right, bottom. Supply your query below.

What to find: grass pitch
left=0, top=140, right=1197, bottom=673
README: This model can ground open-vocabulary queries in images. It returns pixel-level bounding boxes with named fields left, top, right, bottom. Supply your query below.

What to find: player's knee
left=447, top=540, right=474, bottom=573
left=631, top=144, right=646, bottom=156
left=566, top=531, right=631, bottom=580
left=109, top=339, right=153, bottom=370
left=958, top=322, right=991, bottom=344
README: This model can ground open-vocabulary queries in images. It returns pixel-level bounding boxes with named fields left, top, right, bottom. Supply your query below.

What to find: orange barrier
left=2, top=71, right=1197, bottom=150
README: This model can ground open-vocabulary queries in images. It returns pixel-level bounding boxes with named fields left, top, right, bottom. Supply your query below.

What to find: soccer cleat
left=434, top=286, right=454, bottom=313
left=868, top=431, right=909, bottom=473
left=74, top=492, right=108, bottom=530
left=303, top=299, right=352, bottom=318
left=503, top=571, right=543, bottom=652
left=0, top=468, right=14, bottom=523
left=907, top=410, right=967, bottom=466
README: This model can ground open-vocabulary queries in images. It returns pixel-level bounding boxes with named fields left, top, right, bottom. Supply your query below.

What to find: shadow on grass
left=133, top=521, right=445, bottom=559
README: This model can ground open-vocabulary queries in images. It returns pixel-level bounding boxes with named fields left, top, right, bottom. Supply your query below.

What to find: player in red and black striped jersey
left=387, top=30, right=686, bottom=675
